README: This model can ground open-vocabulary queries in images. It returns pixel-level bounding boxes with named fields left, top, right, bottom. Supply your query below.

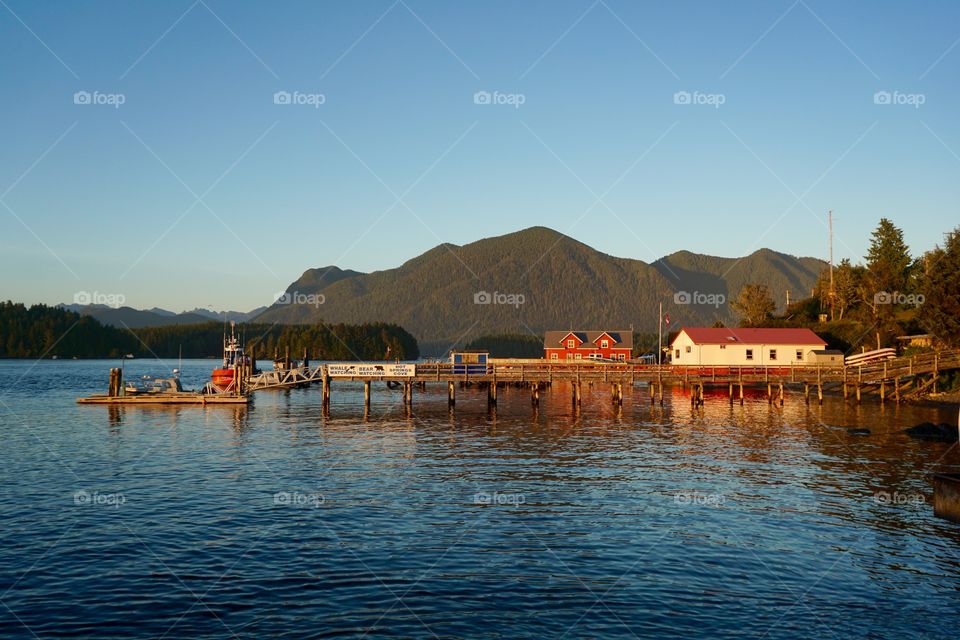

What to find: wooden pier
left=314, top=349, right=960, bottom=411
left=76, top=349, right=960, bottom=411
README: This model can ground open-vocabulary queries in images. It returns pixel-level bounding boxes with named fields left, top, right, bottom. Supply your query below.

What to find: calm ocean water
left=1, top=358, right=959, bottom=639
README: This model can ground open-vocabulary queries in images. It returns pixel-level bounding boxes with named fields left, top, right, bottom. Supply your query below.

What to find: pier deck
left=315, top=349, right=960, bottom=410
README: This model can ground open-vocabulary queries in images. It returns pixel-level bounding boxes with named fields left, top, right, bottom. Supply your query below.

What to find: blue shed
left=450, top=351, right=489, bottom=375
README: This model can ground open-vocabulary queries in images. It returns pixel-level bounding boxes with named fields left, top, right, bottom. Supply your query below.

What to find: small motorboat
left=124, top=373, right=184, bottom=395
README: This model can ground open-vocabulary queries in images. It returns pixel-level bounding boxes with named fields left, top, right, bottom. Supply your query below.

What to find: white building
left=670, top=327, right=827, bottom=366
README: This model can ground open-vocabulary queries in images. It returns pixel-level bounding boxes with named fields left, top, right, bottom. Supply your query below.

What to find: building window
left=720, top=344, right=726, bottom=350
left=574, top=353, right=582, bottom=360
left=685, top=346, right=691, bottom=353
left=567, top=339, right=575, bottom=349
left=550, top=353, right=558, bottom=360
left=566, top=353, right=573, bottom=359
left=746, top=349, right=753, bottom=361
left=796, top=349, right=803, bottom=361
left=601, top=339, right=609, bottom=348
left=617, top=353, right=625, bottom=361
left=770, top=349, right=777, bottom=361
left=675, top=349, right=680, bottom=359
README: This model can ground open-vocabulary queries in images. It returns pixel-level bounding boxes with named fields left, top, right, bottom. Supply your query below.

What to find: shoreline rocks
left=904, top=422, right=960, bottom=442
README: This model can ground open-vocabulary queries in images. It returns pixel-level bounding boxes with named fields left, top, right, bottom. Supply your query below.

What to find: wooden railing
left=379, top=349, right=960, bottom=384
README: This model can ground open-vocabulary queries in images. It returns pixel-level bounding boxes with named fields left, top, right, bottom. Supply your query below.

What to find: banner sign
left=326, top=363, right=416, bottom=378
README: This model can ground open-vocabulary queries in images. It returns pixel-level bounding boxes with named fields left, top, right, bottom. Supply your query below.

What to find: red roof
left=675, top=327, right=826, bottom=346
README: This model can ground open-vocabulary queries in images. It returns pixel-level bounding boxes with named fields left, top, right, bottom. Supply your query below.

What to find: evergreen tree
left=919, top=227, right=960, bottom=347
left=864, top=218, right=912, bottom=348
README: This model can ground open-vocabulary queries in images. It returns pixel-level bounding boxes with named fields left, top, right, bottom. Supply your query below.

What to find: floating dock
left=933, top=473, right=960, bottom=523
left=77, top=393, right=249, bottom=405
left=77, top=367, right=249, bottom=405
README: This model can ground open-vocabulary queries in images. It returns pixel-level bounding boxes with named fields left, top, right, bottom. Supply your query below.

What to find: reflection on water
left=1, top=360, right=959, bottom=639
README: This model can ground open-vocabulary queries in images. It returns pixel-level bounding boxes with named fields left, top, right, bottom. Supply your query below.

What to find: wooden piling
left=108, top=368, right=121, bottom=397
left=488, top=381, right=497, bottom=407
left=364, top=380, right=370, bottom=410
left=448, top=381, right=455, bottom=408
left=612, top=383, right=623, bottom=405
left=804, top=383, right=810, bottom=404
left=739, top=382, right=744, bottom=406
left=778, top=382, right=784, bottom=406
left=691, top=383, right=703, bottom=407
left=817, top=383, right=823, bottom=405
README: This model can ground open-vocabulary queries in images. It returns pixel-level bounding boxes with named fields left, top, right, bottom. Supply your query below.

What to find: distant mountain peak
left=256, top=229, right=828, bottom=351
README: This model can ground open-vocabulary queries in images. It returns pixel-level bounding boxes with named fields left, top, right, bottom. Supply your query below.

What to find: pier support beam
left=611, top=383, right=623, bottom=406
left=778, top=383, right=784, bottom=406
left=895, top=377, right=900, bottom=404
left=817, top=383, right=823, bottom=405
left=531, top=382, right=540, bottom=407
left=804, top=383, right=810, bottom=404
left=447, top=381, right=455, bottom=408
left=728, top=382, right=733, bottom=404
left=364, top=381, right=370, bottom=411
left=767, top=382, right=773, bottom=404
left=691, top=384, right=703, bottom=407
left=739, top=383, right=744, bottom=406
left=322, top=376, right=331, bottom=412
left=856, top=384, right=861, bottom=404
left=488, top=382, right=497, bottom=407
left=880, top=380, right=886, bottom=404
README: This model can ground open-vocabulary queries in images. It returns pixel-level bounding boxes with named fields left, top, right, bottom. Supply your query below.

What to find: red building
left=543, top=330, right=633, bottom=361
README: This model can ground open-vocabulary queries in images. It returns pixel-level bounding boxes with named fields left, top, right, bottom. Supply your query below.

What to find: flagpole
left=658, top=301, right=662, bottom=366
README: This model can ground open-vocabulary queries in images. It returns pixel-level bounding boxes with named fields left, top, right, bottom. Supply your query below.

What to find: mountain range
left=257, top=227, right=827, bottom=354
left=59, top=227, right=827, bottom=354
left=59, top=304, right=268, bottom=328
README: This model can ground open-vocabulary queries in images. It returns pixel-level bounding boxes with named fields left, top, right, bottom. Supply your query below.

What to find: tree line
left=0, top=302, right=419, bottom=360
left=726, top=220, right=960, bottom=352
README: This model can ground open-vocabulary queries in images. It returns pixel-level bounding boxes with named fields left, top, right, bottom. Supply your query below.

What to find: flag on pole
left=664, top=312, right=670, bottom=325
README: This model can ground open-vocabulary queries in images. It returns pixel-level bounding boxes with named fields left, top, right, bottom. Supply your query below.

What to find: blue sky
left=1, top=1, right=958, bottom=311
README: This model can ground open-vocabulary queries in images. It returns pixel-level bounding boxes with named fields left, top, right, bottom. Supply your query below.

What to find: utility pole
left=658, top=301, right=662, bottom=366
left=828, top=209, right=835, bottom=321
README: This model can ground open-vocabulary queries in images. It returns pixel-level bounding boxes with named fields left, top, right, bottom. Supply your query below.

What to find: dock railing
left=331, top=349, right=960, bottom=385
